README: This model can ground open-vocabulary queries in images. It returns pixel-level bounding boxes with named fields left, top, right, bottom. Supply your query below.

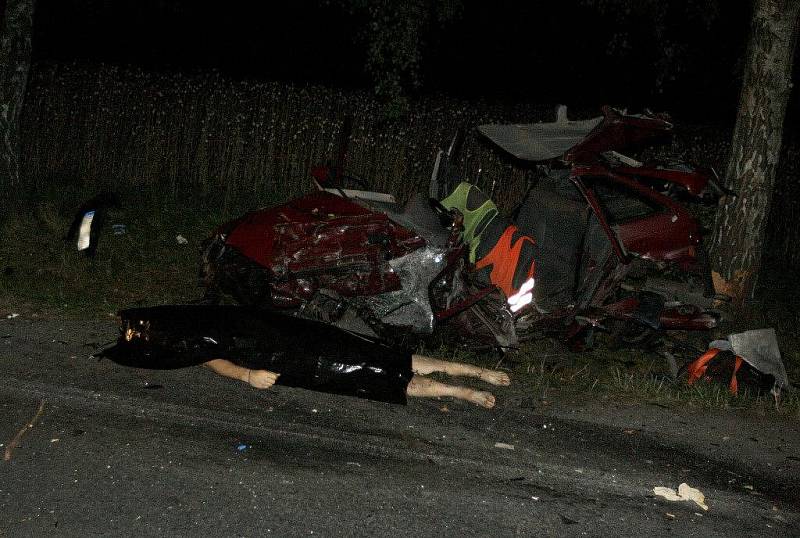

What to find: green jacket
left=440, top=182, right=499, bottom=263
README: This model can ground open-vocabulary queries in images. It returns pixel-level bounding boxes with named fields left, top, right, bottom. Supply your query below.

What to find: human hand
left=247, top=369, right=280, bottom=389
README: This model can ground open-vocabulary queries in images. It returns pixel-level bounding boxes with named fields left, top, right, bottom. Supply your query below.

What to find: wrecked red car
left=200, top=107, right=722, bottom=351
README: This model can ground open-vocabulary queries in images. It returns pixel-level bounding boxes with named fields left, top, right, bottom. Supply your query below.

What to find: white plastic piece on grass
left=77, top=210, right=95, bottom=251
left=494, top=442, right=515, bottom=450
left=176, top=234, right=188, bottom=245
left=653, top=483, right=708, bottom=511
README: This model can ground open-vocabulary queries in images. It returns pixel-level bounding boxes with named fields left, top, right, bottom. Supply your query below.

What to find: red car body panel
left=564, top=106, right=673, bottom=163
left=573, top=165, right=701, bottom=268
left=606, top=173, right=701, bottom=267
left=225, top=191, right=425, bottom=297
left=612, top=163, right=716, bottom=197
left=659, top=305, right=719, bottom=330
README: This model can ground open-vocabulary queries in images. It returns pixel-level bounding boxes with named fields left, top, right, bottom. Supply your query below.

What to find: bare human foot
left=478, top=369, right=511, bottom=387
left=410, top=355, right=512, bottom=387
left=407, top=376, right=497, bottom=408
left=467, top=390, right=496, bottom=409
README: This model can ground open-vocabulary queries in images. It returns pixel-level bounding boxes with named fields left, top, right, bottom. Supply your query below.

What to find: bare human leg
left=406, top=375, right=496, bottom=408
left=411, top=354, right=511, bottom=386
left=203, top=359, right=280, bottom=389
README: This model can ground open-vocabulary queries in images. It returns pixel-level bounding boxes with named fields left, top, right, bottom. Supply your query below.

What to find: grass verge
left=0, top=187, right=282, bottom=319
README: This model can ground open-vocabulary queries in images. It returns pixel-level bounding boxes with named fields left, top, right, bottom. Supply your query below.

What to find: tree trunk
left=0, top=0, right=36, bottom=195
left=710, top=0, right=800, bottom=302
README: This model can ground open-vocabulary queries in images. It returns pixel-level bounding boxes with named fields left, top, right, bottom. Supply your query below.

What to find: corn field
left=20, top=63, right=549, bottom=209
left=18, top=62, right=800, bottom=267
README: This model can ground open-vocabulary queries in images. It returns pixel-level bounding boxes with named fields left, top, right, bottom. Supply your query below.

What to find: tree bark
left=0, top=0, right=36, bottom=195
left=710, top=0, right=800, bottom=301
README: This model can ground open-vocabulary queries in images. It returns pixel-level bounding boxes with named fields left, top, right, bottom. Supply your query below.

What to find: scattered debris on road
left=4, top=399, right=46, bottom=462
left=653, top=483, right=709, bottom=511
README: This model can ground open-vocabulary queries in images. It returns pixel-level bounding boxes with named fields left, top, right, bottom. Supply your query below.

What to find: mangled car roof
left=478, top=115, right=603, bottom=162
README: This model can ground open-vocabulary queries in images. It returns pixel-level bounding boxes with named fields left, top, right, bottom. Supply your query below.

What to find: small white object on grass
left=494, top=442, right=515, bottom=450
left=176, top=234, right=188, bottom=245
left=77, top=210, right=95, bottom=251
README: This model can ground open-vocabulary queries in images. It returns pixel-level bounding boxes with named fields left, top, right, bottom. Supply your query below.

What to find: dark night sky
left=29, top=1, right=792, bottom=123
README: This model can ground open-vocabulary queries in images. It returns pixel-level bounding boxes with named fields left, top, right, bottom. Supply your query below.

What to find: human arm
left=203, top=359, right=280, bottom=389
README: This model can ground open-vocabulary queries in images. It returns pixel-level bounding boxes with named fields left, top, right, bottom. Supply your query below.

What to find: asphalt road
left=1, top=317, right=798, bottom=536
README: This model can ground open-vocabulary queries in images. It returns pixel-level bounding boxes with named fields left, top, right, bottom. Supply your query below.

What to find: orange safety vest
left=686, top=348, right=744, bottom=395
left=475, top=224, right=536, bottom=298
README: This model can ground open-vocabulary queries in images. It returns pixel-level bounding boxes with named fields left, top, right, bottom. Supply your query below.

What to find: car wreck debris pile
left=96, top=104, right=791, bottom=403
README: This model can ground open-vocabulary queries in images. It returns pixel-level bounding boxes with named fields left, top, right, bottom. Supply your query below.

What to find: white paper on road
left=653, top=483, right=709, bottom=511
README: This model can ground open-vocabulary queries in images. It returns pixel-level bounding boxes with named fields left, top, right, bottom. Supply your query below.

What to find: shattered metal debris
left=726, top=329, right=790, bottom=391
left=198, top=105, right=720, bottom=355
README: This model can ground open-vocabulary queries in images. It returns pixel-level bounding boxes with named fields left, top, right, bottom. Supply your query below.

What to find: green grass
left=0, top=187, right=285, bottom=319
left=438, top=328, right=800, bottom=418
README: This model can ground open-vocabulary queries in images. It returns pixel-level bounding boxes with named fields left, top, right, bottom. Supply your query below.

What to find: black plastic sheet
left=100, top=305, right=414, bottom=404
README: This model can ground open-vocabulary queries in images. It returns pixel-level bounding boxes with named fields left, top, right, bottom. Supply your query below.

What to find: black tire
left=607, top=319, right=661, bottom=350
